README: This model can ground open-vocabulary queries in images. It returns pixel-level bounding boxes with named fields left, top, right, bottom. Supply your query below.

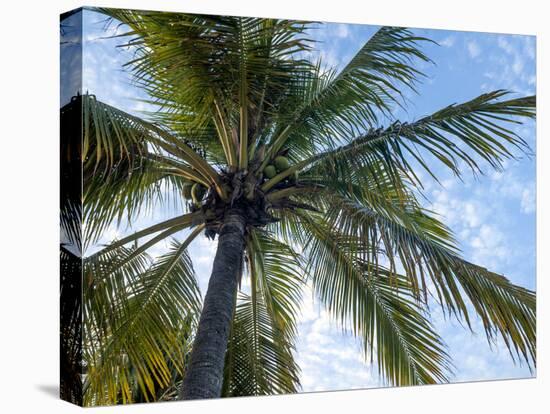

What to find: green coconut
left=264, top=165, right=277, bottom=179
left=182, top=182, right=193, bottom=200
left=274, top=155, right=290, bottom=172
left=191, top=183, right=206, bottom=204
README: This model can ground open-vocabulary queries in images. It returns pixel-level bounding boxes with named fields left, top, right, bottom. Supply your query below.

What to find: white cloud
left=520, top=184, right=536, bottom=214
left=523, top=36, right=536, bottom=60
left=299, top=285, right=322, bottom=323
left=497, top=36, right=514, bottom=55
left=193, top=237, right=217, bottom=265
left=335, top=24, right=350, bottom=39
left=467, top=40, right=481, bottom=58
left=295, top=295, right=379, bottom=392
left=189, top=236, right=217, bottom=293
left=489, top=167, right=536, bottom=217
left=463, top=202, right=482, bottom=228
left=429, top=187, right=489, bottom=231
left=512, top=56, right=525, bottom=75
left=468, top=222, right=516, bottom=271
left=439, top=35, right=455, bottom=47
left=484, top=35, right=535, bottom=95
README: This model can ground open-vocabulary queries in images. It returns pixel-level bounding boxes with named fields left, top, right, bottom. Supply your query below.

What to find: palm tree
left=71, top=9, right=536, bottom=405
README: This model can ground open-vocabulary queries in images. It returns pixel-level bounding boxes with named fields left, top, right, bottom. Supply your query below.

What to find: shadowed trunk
left=180, top=208, right=247, bottom=400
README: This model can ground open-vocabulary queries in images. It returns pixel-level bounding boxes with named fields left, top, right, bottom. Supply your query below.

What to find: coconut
left=182, top=183, right=193, bottom=199
left=274, top=155, right=290, bottom=172
left=191, top=183, right=206, bottom=204
left=264, top=165, right=277, bottom=179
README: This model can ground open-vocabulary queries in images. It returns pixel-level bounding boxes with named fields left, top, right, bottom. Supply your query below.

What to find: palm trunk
left=180, top=208, right=247, bottom=400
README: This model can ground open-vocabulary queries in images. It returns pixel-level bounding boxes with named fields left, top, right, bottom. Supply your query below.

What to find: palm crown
left=63, top=9, right=536, bottom=406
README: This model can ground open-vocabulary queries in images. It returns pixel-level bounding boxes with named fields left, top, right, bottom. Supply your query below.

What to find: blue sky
left=63, top=8, right=536, bottom=393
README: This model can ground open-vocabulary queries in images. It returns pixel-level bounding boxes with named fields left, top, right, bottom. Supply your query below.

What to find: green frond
left=446, top=259, right=536, bottom=366
left=223, top=293, right=301, bottom=396
left=84, top=167, right=191, bottom=250
left=322, top=192, right=536, bottom=368
left=237, top=17, right=249, bottom=169
left=83, top=234, right=203, bottom=405
left=303, top=91, right=535, bottom=190
left=248, top=230, right=304, bottom=339
left=89, top=211, right=202, bottom=259
left=99, top=9, right=314, bottom=166
left=222, top=230, right=303, bottom=396
left=72, top=94, right=214, bottom=246
left=295, top=211, right=452, bottom=385
left=259, top=26, right=433, bottom=170
left=364, top=266, right=453, bottom=385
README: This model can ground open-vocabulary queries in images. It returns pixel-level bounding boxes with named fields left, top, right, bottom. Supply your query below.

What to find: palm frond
left=89, top=211, right=202, bottom=259
left=322, top=91, right=533, bottom=185
left=322, top=191, right=536, bottom=367
left=294, top=211, right=452, bottom=385
left=222, top=230, right=303, bottom=396
left=223, top=292, right=301, bottom=396
left=74, top=94, right=215, bottom=245
left=99, top=10, right=314, bottom=166
left=248, top=230, right=304, bottom=338
left=83, top=231, right=203, bottom=405
left=262, top=91, right=534, bottom=193
left=259, top=26, right=432, bottom=170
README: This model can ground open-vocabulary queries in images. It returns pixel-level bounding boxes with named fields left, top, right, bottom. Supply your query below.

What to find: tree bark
left=180, top=208, right=247, bottom=400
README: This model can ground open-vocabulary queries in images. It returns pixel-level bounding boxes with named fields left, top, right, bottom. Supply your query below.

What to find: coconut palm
left=70, top=9, right=536, bottom=405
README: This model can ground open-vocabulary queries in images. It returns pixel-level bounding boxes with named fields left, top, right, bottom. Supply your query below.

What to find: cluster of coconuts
left=264, top=155, right=297, bottom=182
left=182, top=155, right=297, bottom=205
left=183, top=182, right=207, bottom=205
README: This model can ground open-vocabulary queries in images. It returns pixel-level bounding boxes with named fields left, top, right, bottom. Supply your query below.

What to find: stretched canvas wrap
left=60, top=6, right=537, bottom=407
